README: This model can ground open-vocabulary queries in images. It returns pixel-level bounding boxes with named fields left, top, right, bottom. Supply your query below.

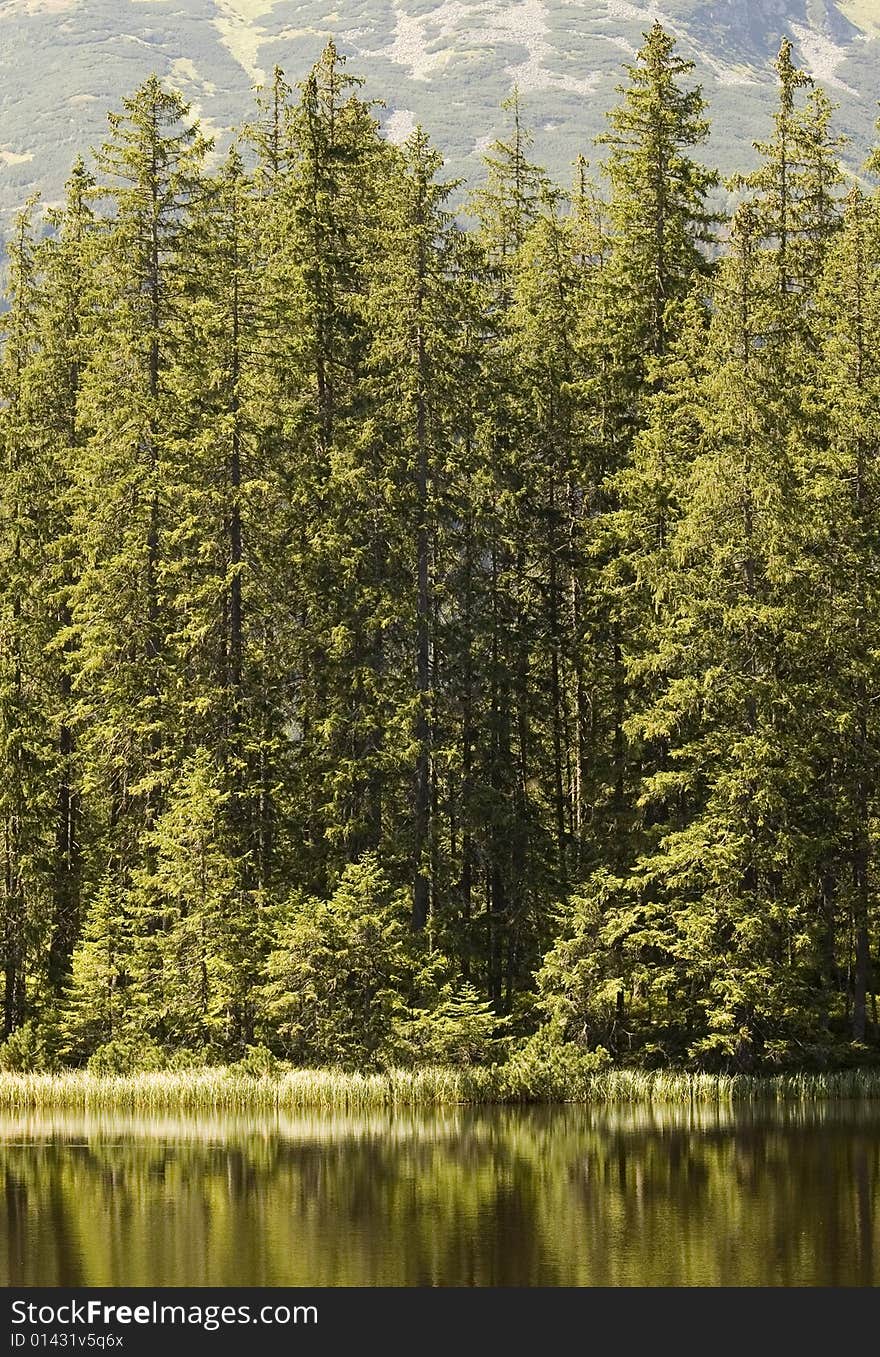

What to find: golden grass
left=1, top=1065, right=880, bottom=1111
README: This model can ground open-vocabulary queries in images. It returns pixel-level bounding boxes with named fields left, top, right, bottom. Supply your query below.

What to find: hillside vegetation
left=3, top=0, right=880, bottom=228
left=1, top=27, right=880, bottom=1076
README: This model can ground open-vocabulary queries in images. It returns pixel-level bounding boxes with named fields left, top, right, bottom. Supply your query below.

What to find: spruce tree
left=470, top=98, right=551, bottom=1006
left=0, top=204, right=56, bottom=1034
left=359, top=128, right=463, bottom=930
left=579, top=22, right=720, bottom=886
left=70, top=80, right=208, bottom=1034
left=596, top=20, right=718, bottom=370
left=276, top=44, right=389, bottom=878
left=36, top=159, right=98, bottom=990
left=811, top=187, right=880, bottom=1040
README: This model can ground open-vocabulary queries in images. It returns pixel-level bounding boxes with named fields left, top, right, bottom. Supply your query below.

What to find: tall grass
left=2, top=1065, right=880, bottom=1111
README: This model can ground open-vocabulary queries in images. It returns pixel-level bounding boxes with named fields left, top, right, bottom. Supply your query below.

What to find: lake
left=0, top=1101, right=877, bottom=1286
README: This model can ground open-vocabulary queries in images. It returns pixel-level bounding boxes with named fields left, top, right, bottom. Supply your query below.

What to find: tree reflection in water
left=0, top=1102, right=877, bottom=1286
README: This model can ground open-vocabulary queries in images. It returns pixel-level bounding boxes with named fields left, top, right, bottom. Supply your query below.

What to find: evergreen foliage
left=2, top=28, right=880, bottom=1072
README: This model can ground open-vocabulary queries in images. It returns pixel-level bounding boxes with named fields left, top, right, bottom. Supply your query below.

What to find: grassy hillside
left=1, top=0, right=879, bottom=231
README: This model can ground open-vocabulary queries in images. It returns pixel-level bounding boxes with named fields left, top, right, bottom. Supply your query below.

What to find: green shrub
left=500, top=1027, right=612, bottom=1100
left=87, top=1037, right=166, bottom=1075
left=234, top=1044, right=288, bottom=1078
left=162, top=1047, right=218, bottom=1070
left=398, top=984, right=507, bottom=1066
left=0, top=1021, right=57, bottom=1073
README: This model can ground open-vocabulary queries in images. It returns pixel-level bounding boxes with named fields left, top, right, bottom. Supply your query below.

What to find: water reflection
left=1, top=1102, right=878, bottom=1285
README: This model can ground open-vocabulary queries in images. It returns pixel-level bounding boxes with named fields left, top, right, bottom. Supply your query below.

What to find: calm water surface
left=1, top=1102, right=878, bottom=1286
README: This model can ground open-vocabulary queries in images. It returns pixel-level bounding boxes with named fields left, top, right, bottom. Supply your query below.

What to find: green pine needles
left=1, top=26, right=880, bottom=1082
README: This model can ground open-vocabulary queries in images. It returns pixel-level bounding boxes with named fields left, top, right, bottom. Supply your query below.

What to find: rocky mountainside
left=1, top=0, right=879, bottom=227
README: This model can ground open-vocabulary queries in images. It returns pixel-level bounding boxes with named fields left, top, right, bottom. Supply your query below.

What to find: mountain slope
left=1, top=0, right=879, bottom=227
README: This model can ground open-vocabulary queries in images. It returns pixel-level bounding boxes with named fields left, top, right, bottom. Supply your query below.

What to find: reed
left=1, top=1065, right=880, bottom=1111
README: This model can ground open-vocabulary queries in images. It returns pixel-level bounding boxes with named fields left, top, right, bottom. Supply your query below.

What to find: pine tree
left=594, top=55, right=842, bottom=1062
left=503, top=198, right=592, bottom=911
left=250, top=65, right=294, bottom=182
left=35, top=160, right=98, bottom=990
left=406, top=981, right=503, bottom=1065
left=61, top=878, right=132, bottom=1059
left=70, top=79, right=208, bottom=1030
left=358, top=128, right=464, bottom=930
left=472, top=88, right=547, bottom=266
left=132, top=749, right=244, bottom=1050
left=810, top=187, right=880, bottom=1040
left=577, top=23, right=720, bottom=884
left=162, top=145, right=274, bottom=943
left=272, top=44, right=390, bottom=878
left=261, top=855, right=413, bottom=1067
left=0, top=204, right=57, bottom=1034
left=732, top=40, right=843, bottom=330
left=470, top=97, right=551, bottom=1006
left=596, top=20, right=718, bottom=370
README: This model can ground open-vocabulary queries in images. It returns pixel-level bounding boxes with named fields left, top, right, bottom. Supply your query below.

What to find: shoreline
left=2, top=1067, right=880, bottom=1110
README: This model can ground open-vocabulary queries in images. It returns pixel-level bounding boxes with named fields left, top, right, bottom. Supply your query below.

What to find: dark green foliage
left=2, top=29, right=880, bottom=1073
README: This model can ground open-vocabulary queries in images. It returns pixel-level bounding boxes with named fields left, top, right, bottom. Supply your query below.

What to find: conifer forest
left=3, top=22, right=880, bottom=1077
